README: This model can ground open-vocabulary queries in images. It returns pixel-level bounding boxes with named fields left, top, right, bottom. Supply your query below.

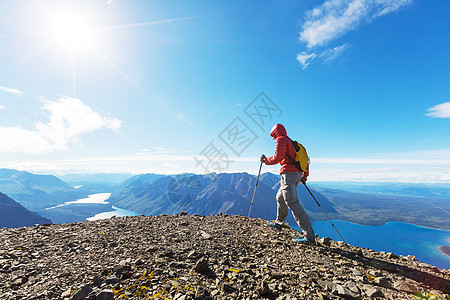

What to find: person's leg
left=281, top=172, right=315, bottom=240
left=275, top=174, right=289, bottom=225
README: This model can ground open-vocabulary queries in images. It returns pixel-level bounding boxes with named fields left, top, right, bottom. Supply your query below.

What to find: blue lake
left=86, top=206, right=140, bottom=221
left=293, top=220, right=450, bottom=269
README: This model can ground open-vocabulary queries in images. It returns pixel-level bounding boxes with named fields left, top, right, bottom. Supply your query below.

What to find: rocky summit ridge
left=0, top=214, right=448, bottom=300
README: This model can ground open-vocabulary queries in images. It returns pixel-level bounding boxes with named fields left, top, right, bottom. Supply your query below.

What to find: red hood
left=270, top=123, right=287, bottom=139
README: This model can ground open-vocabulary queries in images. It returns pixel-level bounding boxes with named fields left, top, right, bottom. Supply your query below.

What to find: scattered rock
left=0, top=215, right=448, bottom=300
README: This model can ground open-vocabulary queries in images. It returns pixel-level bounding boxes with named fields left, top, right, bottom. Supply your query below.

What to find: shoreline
left=311, top=218, right=450, bottom=232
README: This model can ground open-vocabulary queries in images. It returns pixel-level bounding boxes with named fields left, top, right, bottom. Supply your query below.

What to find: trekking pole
left=304, top=184, right=346, bottom=243
left=248, top=160, right=263, bottom=217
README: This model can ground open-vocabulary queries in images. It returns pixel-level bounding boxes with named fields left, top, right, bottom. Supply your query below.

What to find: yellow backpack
left=287, top=140, right=310, bottom=173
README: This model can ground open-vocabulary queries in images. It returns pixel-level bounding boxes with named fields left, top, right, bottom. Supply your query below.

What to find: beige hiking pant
left=276, top=172, right=315, bottom=240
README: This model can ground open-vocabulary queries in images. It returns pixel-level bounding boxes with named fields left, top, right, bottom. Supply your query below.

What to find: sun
left=48, top=11, right=95, bottom=52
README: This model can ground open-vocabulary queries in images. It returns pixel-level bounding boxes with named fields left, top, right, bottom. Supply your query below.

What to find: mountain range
left=0, top=169, right=126, bottom=227
left=108, top=172, right=449, bottom=230
left=1, top=168, right=448, bottom=231
left=108, top=172, right=336, bottom=226
left=0, top=192, right=51, bottom=227
left=0, top=169, right=82, bottom=211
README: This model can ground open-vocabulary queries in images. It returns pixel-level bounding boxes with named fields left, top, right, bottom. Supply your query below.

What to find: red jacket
left=264, top=124, right=309, bottom=177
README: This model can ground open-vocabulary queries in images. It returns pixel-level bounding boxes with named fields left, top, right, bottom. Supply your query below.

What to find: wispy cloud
left=426, top=102, right=450, bottom=119
left=297, top=0, right=412, bottom=69
left=0, top=96, right=121, bottom=154
left=320, top=43, right=351, bottom=64
left=300, top=0, right=412, bottom=48
left=296, top=52, right=317, bottom=69
left=0, top=105, right=5, bottom=110
left=0, top=85, right=25, bottom=97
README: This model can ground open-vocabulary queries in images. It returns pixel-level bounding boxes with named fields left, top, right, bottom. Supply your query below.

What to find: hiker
left=260, top=123, right=316, bottom=244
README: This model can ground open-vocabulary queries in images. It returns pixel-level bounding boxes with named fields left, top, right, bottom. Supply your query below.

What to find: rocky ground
left=0, top=213, right=449, bottom=299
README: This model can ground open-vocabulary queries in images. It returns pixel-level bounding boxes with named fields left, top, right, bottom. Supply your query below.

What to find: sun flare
left=48, top=11, right=95, bottom=52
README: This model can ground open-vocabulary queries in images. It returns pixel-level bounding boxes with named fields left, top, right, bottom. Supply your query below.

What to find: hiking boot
left=267, top=221, right=282, bottom=231
left=293, top=236, right=316, bottom=245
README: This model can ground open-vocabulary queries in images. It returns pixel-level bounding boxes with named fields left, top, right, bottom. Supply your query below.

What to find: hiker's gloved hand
left=300, top=177, right=307, bottom=185
left=260, top=154, right=266, bottom=163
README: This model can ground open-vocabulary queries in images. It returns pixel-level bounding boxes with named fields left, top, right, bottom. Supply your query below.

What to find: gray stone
left=194, top=258, right=209, bottom=273
left=104, top=275, right=119, bottom=285
left=345, top=281, right=361, bottom=296
left=195, top=286, right=210, bottom=299
left=200, top=231, right=212, bottom=240
left=317, top=237, right=332, bottom=246
left=356, top=249, right=364, bottom=257
left=332, top=284, right=359, bottom=298
left=210, top=290, right=219, bottom=297
left=317, top=280, right=336, bottom=292
left=394, top=281, right=419, bottom=293
left=374, top=277, right=390, bottom=288
left=71, top=286, right=93, bottom=300
left=61, top=288, right=72, bottom=298
left=173, top=294, right=187, bottom=300
left=187, top=250, right=199, bottom=259
left=352, top=268, right=363, bottom=276
left=386, top=252, right=399, bottom=259
left=256, top=280, right=270, bottom=296
left=365, top=288, right=384, bottom=298
left=11, top=276, right=26, bottom=286
left=93, top=275, right=102, bottom=286
left=96, top=289, right=114, bottom=300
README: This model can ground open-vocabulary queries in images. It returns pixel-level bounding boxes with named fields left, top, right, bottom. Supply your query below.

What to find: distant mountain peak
left=0, top=192, right=51, bottom=228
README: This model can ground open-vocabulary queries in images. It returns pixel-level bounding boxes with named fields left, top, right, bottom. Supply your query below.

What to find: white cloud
left=299, top=0, right=413, bottom=48
left=320, top=43, right=350, bottom=64
left=0, top=96, right=121, bottom=154
left=297, top=44, right=349, bottom=69
left=296, top=52, right=317, bottom=69
left=426, top=102, right=450, bottom=119
left=0, top=85, right=25, bottom=97
left=0, top=105, right=5, bottom=109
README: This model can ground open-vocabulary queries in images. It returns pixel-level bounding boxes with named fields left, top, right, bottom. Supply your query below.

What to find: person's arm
left=264, top=138, right=286, bottom=165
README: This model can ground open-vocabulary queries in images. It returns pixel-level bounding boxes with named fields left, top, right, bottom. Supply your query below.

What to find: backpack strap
left=285, top=138, right=302, bottom=172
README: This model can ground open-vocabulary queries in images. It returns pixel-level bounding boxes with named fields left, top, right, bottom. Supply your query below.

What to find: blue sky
left=0, top=0, right=448, bottom=182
